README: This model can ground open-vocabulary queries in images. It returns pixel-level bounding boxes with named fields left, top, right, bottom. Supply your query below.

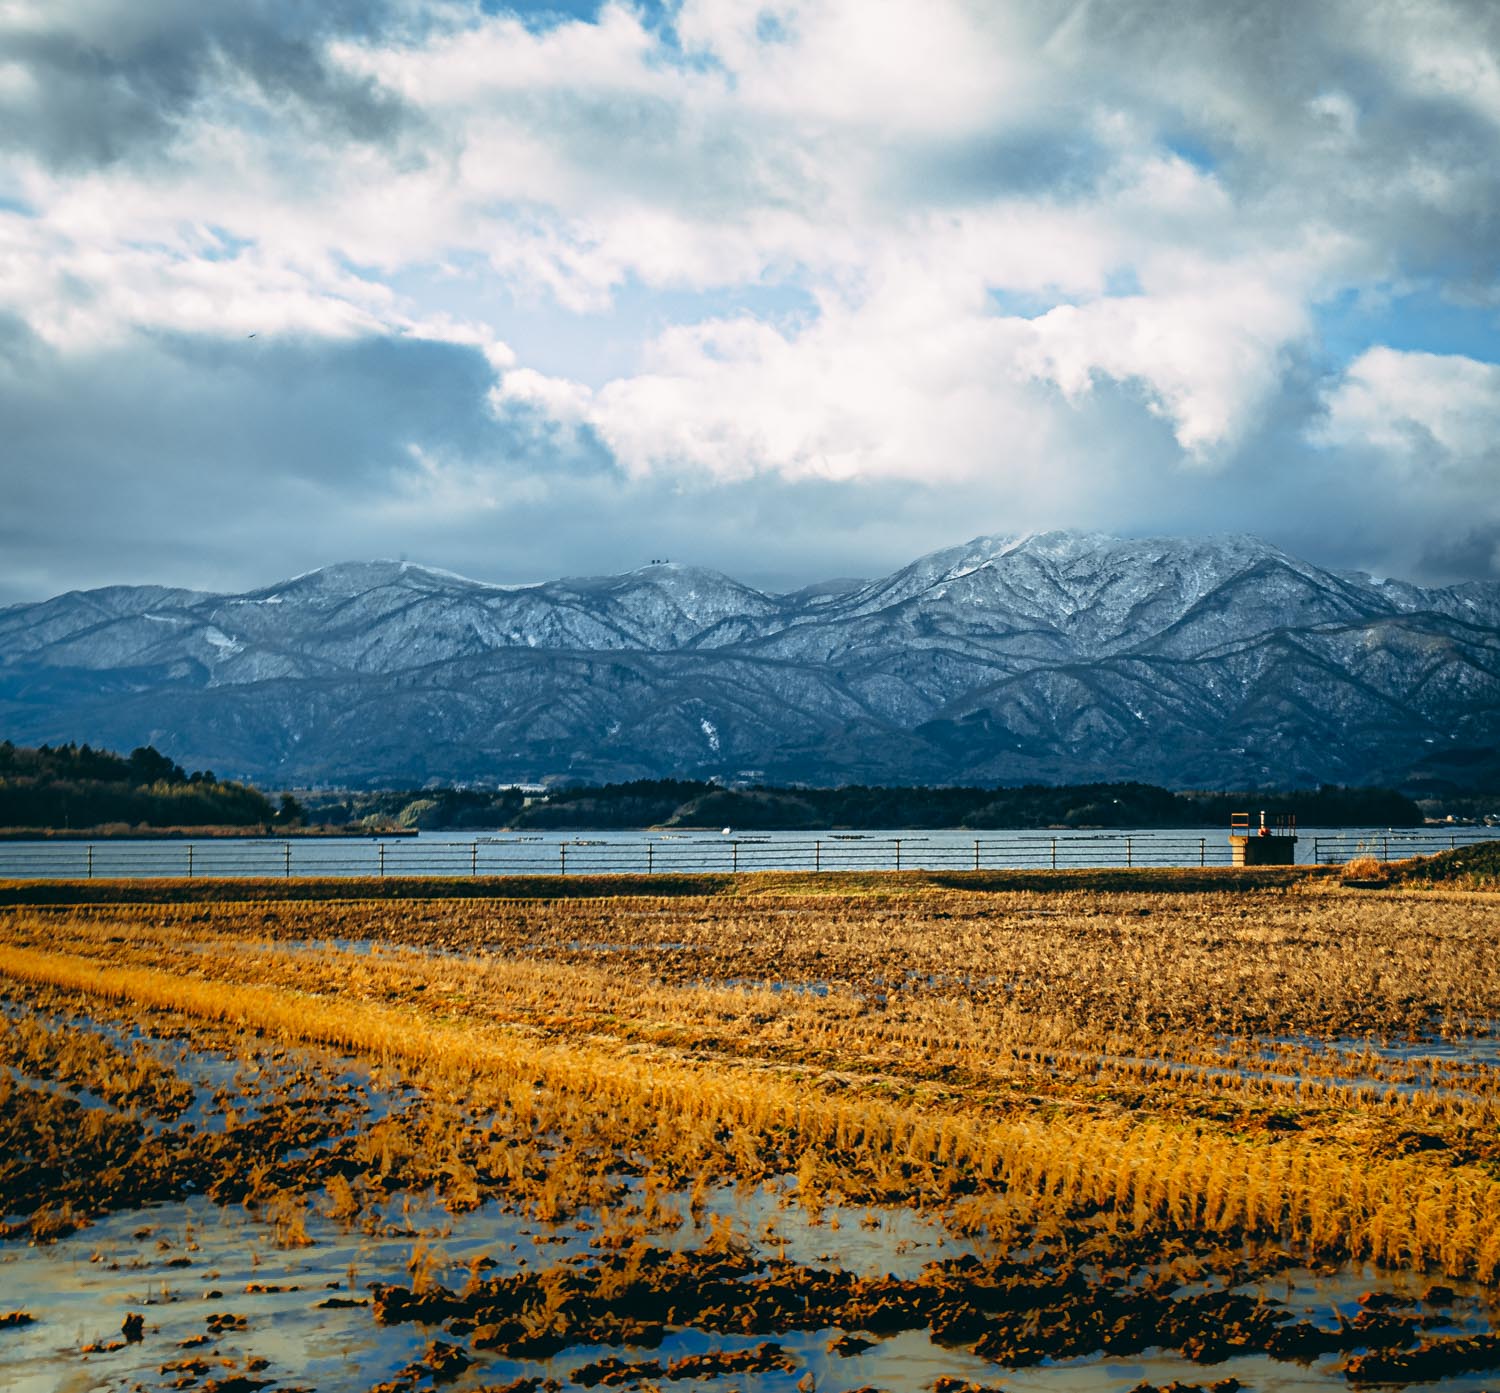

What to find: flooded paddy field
left=2, top=867, right=1499, bottom=1392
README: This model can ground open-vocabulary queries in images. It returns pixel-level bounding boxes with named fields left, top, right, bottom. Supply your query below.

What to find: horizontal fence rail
left=0, top=828, right=1494, bottom=880
left=1306, top=830, right=1495, bottom=865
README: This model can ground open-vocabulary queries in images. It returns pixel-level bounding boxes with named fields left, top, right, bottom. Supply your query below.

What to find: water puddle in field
left=1252, top=1029, right=1500, bottom=1071
left=6, top=1002, right=1500, bottom=1392
left=1098, top=1052, right=1492, bottom=1106
left=720, top=977, right=835, bottom=997
left=0, top=1196, right=436, bottom=1393
left=0, top=1181, right=981, bottom=1393
left=564, top=941, right=694, bottom=955
left=8, top=1156, right=1500, bottom=1393
left=1084, top=1024, right=1500, bottom=1108
left=0, top=1062, right=117, bottom=1113
left=1230, top=1262, right=1499, bottom=1336
left=4, top=993, right=423, bottom=1135
left=218, top=935, right=382, bottom=958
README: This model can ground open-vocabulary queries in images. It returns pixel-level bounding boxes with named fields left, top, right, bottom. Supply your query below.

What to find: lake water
left=0, top=826, right=1494, bottom=879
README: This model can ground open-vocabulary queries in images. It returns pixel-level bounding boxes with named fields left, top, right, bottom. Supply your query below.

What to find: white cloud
left=1319, top=346, right=1500, bottom=472
left=1019, top=277, right=1312, bottom=457
left=3, top=0, right=1500, bottom=592
left=674, top=0, right=1039, bottom=136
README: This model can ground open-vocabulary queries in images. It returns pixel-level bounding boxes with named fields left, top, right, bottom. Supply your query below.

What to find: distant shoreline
left=0, top=819, right=1481, bottom=839
left=0, top=825, right=415, bottom=840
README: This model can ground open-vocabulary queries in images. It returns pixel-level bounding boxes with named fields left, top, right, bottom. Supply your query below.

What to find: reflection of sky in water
left=0, top=1184, right=975, bottom=1392
left=7, top=1178, right=1500, bottom=1392
left=0, top=1196, right=431, bottom=1393
left=1253, top=1030, right=1500, bottom=1067
left=1, top=992, right=418, bottom=1142
left=5, top=997, right=1500, bottom=1389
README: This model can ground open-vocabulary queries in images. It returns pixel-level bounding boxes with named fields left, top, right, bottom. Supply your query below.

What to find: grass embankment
left=1385, top=839, right=1500, bottom=890
left=3, top=878, right=1499, bottom=1283
left=0, top=862, right=1333, bottom=906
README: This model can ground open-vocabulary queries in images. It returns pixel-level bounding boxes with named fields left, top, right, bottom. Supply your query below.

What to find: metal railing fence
left=0, top=827, right=1493, bottom=880
left=1307, top=830, right=1495, bottom=866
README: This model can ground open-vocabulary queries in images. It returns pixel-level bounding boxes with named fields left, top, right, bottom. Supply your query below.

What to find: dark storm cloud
left=0, top=0, right=416, bottom=170
left=1160, top=376, right=1500, bottom=586
left=888, top=125, right=1112, bottom=205
left=1, top=0, right=1497, bottom=606
left=0, top=311, right=936, bottom=602
left=1418, top=528, right=1500, bottom=581
left=0, top=314, right=1494, bottom=608
left=1037, top=0, right=1500, bottom=283
left=0, top=325, right=620, bottom=603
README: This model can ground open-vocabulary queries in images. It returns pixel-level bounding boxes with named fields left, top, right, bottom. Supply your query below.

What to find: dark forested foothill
left=298, top=778, right=1424, bottom=832
left=0, top=741, right=282, bottom=832
left=0, top=740, right=1427, bottom=834
left=521, top=779, right=1422, bottom=830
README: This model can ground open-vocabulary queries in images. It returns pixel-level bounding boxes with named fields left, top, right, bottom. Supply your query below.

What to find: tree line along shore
left=0, top=740, right=1437, bottom=836
left=0, top=741, right=300, bottom=835
left=303, top=777, right=1427, bottom=832
left=0, top=741, right=1434, bottom=835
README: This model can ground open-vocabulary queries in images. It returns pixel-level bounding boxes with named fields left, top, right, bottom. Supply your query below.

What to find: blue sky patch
left=1316, top=285, right=1500, bottom=367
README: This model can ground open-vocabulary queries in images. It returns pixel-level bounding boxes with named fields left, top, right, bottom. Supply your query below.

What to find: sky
left=2, top=0, right=1499, bottom=603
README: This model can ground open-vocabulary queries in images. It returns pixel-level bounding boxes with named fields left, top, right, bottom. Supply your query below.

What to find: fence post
left=187, top=844, right=194, bottom=879
left=284, top=843, right=291, bottom=879
left=86, top=844, right=93, bottom=880
left=1383, top=834, right=1389, bottom=862
left=379, top=844, right=386, bottom=878
left=974, top=840, right=980, bottom=872
left=560, top=845, right=567, bottom=876
left=814, top=840, right=821, bottom=872
left=732, top=841, right=739, bottom=874
left=1051, top=837, right=1057, bottom=870
left=647, top=843, right=654, bottom=875
left=1126, top=836, right=1133, bottom=867
left=471, top=842, right=478, bottom=877
left=1199, top=838, right=1205, bottom=867
left=895, top=839, right=901, bottom=872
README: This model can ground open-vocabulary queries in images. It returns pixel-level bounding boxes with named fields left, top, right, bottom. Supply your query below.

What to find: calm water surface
left=0, top=826, right=1494, bottom=878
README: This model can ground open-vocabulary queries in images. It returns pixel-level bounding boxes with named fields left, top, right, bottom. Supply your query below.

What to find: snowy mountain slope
left=2, top=532, right=1497, bottom=789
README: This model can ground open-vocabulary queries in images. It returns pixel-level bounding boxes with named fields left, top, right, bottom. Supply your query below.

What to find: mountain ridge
left=2, top=531, right=1497, bottom=792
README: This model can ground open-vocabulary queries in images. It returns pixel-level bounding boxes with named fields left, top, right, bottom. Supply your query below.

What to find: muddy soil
left=4, top=993, right=1499, bottom=1392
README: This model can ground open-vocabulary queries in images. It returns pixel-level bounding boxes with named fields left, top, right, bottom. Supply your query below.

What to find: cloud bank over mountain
left=2, top=0, right=1498, bottom=601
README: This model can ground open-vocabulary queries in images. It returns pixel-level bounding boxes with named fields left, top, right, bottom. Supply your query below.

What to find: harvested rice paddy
left=2, top=864, right=1498, bottom=1392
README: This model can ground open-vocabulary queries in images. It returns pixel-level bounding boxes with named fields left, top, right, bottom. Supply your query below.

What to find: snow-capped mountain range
left=3, top=531, right=1498, bottom=790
